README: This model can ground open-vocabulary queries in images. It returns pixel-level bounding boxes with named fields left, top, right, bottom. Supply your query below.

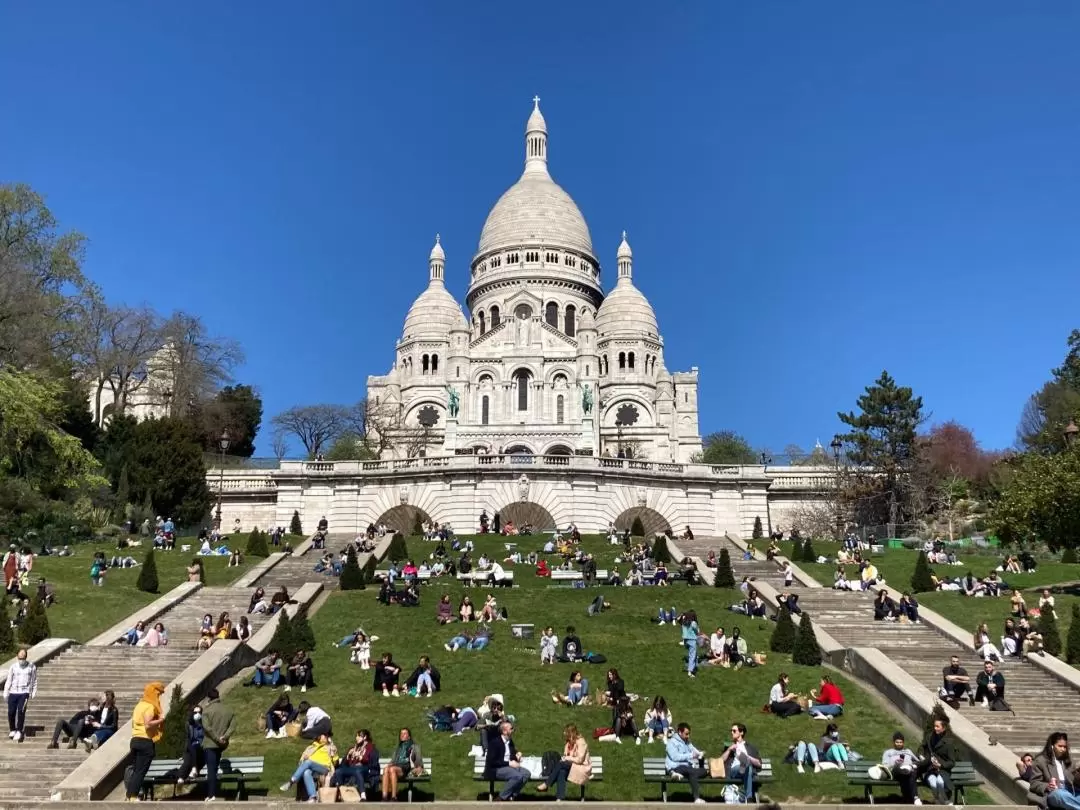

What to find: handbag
left=708, top=757, right=727, bottom=778
left=285, top=721, right=302, bottom=737
left=338, top=786, right=362, bottom=803
left=318, top=787, right=340, bottom=804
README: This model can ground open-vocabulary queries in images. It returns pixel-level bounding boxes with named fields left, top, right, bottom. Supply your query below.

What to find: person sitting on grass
left=279, top=732, right=336, bottom=799
left=653, top=561, right=670, bottom=587
left=880, top=730, right=919, bottom=804
left=940, top=655, right=972, bottom=706
left=444, top=626, right=491, bottom=652
left=286, top=649, right=315, bottom=693
left=665, top=722, right=708, bottom=804
left=248, top=587, right=269, bottom=614
left=746, top=590, right=767, bottom=619
left=478, top=593, right=499, bottom=623
left=297, top=701, right=332, bottom=739
left=350, top=632, right=374, bottom=669
left=1010, top=590, right=1028, bottom=618
left=644, top=696, right=672, bottom=742
left=613, top=696, right=639, bottom=743
left=535, top=723, right=591, bottom=800
left=552, top=671, right=590, bottom=706
left=820, top=723, right=851, bottom=767
left=709, top=627, right=728, bottom=665
left=540, top=626, right=558, bottom=665
left=47, top=697, right=100, bottom=749
left=726, top=627, right=748, bottom=668
left=769, top=672, right=803, bottom=718
left=436, top=594, right=454, bottom=625
left=809, top=674, right=845, bottom=718
left=374, top=652, right=403, bottom=696
left=264, top=693, right=296, bottom=739
left=458, top=595, right=476, bottom=622
left=1040, top=589, right=1058, bottom=620
left=331, top=729, right=379, bottom=798
left=874, top=589, right=899, bottom=621
left=406, top=655, right=441, bottom=697
left=381, top=727, right=423, bottom=800
left=252, top=650, right=283, bottom=688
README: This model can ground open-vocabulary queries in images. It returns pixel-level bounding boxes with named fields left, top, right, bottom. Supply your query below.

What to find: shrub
left=911, top=551, right=935, bottom=593
left=630, top=516, right=645, bottom=538
left=245, top=528, right=269, bottom=557
left=1063, top=547, right=1078, bottom=564
left=386, top=533, right=409, bottom=563
left=290, top=510, right=303, bottom=536
left=752, top=516, right=763, bottom=539
left=790, top=537, right=803, bottom=562
left=1042, top=607, right=1063, bottom=657
left=714, top=548, right=736, bottom=588
left=269, top=609, right=295, bottom=657
left=137, top=548, right=159, bottom=594
left=1067, top=604, right=1080, bottom=665
left=801, top=537, right=816, bottom=563
left=769, top=606, right=796, bottom=653
left=157, top=684, right=189, bottom=759
left=651, top=535, right=673, bottom=564
left=291, top=607, right=316, bottom=653
left=412, top=513, right=424, bottom=537
left=0, top=598, right=15, bottom=656
left=792, top=611, right=822, bottom=666
left=18, top=595, right=50, bottom=646
left=339, top=545, right=366, bottom=590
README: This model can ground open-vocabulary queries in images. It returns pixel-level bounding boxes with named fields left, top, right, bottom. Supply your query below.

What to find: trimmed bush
left=769, top=605, right=796, bottom=653
left=1063, top=547, right=1078, bottom=564
left=651, top=535, right=673, bottom=564
left=157, top=684, right=189, bottom=759
left=801, top=537, right=816, bottom=563
left=386, top=533, right=409, bottom=563
left=339, top=545, right=366, bottom=590
left=290, top=510, right=303, bottom=536
left=1042, top=606, right=1063, bottom=657
left=17, top=595, right=50, bottom=646
left=291, top=607, right=316, bottom=653
left=752, top=516, right=763, bottom=539
left=630, top=516, right=646, bottom=538
left=0, top=598, right=15, bottom=656
left=790, top=537, right=803, bottom=562
left=137, top=548, right=159, bottom=594
left=911, top=551, right=935, bottom=594
left=269, top=610, right=295, bottom=657
left=714, top=548, right=736, bottom=588
left=412, top=513, right=424, bottom=537
left=362, top=556, right=378, bottom=583
left=245, top=528, right=270, bottom=557
left=791, top=611, right=822, bottom=666
left=1067, top=604, right=1080, bottom=665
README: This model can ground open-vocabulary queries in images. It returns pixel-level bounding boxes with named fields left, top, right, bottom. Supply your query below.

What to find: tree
left=791, top=612, right=822, bottom=666
left=245, top=528, right=269, bottom=557
left=801, top=537, right=816, bottom=563
left=631, top=516, right=646, bottom=538
left=80, top=303, right=161, bottom=423
left=157, top=684, right=189, bottom=759
left=1064, top=548, right=1078, bottom=564
left=991, top=450, right=1080, bottom=550
left=0, top=597, right=14, bottom=656
left=1067, top=605, right=1080, bottom=665
left=271, top=430, right=289, bottom=462
left=714, top=548, right=736, bottom=588
left=838, top=371, right=925, bottom=526
left=770, top=606, right=796, bottom=653
left=290, top=510, right=303, bottom=536
left=324, top=431, right=377, bottom=461
left=291, top=607, right=316, bottom=653
left=386, top=533, right=409, bottom=563
left=412, top=513, right=424, bottom=537
left=752, top=516, right=763, bottom=539
left=197, top=384, right=263, bottom=458
left=138, top=548, right=159, bottom=593
left=1040, top=608, right=1062, bottom=657
left=339, top=545, right=366, bottom=590
left=114, top=463, right=131, bottom=521
left=701, top=431, right=757, bottom=465
left=17, top=595, right=50, bottom=646
left=790, top=536, right=803, bottom=562
left=152, top=311, right=243, bottom=419
left=911, top=551, right=935, bottom=593
left=651, top=535, right=673, bottom=563
left=269, top=609, right=296, bottom=657
left=271, top=404, right=348, bottom=458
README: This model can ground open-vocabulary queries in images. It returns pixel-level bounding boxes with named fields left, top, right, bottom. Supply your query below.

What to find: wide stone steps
left=155, top=586, right=272, bottom=648
left=254, top=534, right=354, bottom=593
left=720, top=538, right=792, bottom=589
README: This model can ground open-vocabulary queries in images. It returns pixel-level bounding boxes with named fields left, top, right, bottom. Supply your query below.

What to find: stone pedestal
left=578, top=416, right=595, bottom=454
left=443, top=418, right=459, bottom=453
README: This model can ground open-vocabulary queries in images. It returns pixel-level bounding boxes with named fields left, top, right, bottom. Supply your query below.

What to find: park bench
left=550, top=569, right=610, bottom=584
left=379, top=756, right=433, bottom=802
left=458, top=570, right=514, bottom=586
left=642, top=757, right=773, bottom=802
left=473, top=755, right=603, bottom=801
left=847, top=760, right=982, bottom=805
left=138, top=756, right=264, bottom=800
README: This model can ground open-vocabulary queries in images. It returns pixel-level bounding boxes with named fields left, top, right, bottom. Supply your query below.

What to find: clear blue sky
left=4, top=1, right=1079, bottom=455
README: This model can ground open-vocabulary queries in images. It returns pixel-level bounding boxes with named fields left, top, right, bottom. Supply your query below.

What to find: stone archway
left=614, top=507, right=672, bottom=538
left=496, top=502, right=557, bottom=532
left=374, top=505, right=433, bottom=536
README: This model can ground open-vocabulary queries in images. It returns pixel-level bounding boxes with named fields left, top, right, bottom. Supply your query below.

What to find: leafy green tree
left=339, top=545, right=366, bottom=590
left=701, top=431, right=757, bottom=465
left=197, top=384, right=262, bottom=458
left=911, top=551, right=935, bottom=593
left=1064, top=547, right=1079, bottom=564
left=752, top=517, right=763, bottom=539
left=157, top=684, right=189, bottom=759
left=1018, top=330, right=1080, bottom=455
left=838, top=371, right=924, bottom=526
left=792, top=612, right=822, bottom=666
left=991, top=450, right=1080, bottom=551
left=651, top=535, right=673, bottom=563
left=290, top=510, right=303, bottom=536
left=386, top=533, right=409, bottom=563
left=801, top=537, right=816, bottom=563
left=1041, top=608, right=1063, bottom=657
left=714, top=548, right=736, bottom=588
left=0, top=598, right=15, bottom=656
left=245, top=528, right=269, bottom=557
left=769, top=606, right=796, bottom=653
left=631, top=516, right=646, bottom=538
left=138, top=548, right=159, bottom=594
left=114, top=464, right=131, bottom=522
left=1067, top=605, right=1080, bottom=665
left=17, top=595, right=50, bottom=646
left=323, top=431, right=378, bottom=462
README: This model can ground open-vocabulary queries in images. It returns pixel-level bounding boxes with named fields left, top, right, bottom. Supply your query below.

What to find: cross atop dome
left=533, top=95, right=541, bottom=107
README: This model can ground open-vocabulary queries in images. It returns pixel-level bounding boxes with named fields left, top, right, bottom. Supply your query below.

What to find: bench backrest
left=473, top=756, right=603, bottom=778
left=146, top=757, right=265, bottom=777
left=847, top=760, right=979, bottom=781
left=641, top=757, right=773, bottom=779
left=551, top=571, right=582, bottom=579
left=378, top=757, right=433, bottom=771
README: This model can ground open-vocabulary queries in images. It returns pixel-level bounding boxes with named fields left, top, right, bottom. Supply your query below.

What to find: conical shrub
left=770, top=605, right=797, bottom=653
left=137, top=548, right=159, bottom=593
left=792, top=611, right=822, bottom=666
left=631, top=516, right=646, bottom=539
left=801, top=537, right=817, bottom=563
left=289, top=510, right=303, bottom=536
left=651, top=535, right=672, bottom=564
left=339, top=545, right=366, bottom=590
left=0, top=598, right=15, bottom=656
left=1066, top=604, right=1080, bottom=665
left=1063, top=547, right=1078, bottom=564
left=157, top=684, right=188, bottom=759
left=714, top=548, right=736, bottom=588
left=17, top=595, right=50, bottom=646
left=386, top=533, right=409, bottom=563
left=1041, top=606, right=1063, bottom=657
left=752, top=517, right=763, bottom=539
left=911, top=551, right=935, bottom=593
left=245, top=528, right=269, bottom=557
left=291, top=607, right=316, bottom=653
left=790, top=537, right=803, bottom=562
left=269, top=609, right=295, bottom=657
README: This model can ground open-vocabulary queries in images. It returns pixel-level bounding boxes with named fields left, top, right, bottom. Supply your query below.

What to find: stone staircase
left=155, top=586, right=275, bottom=649
left=1, top=646, right=199, bottom=800
left=791, top=588, right=1080, bottom=754
left=719, top=537, right=793, bottom=590
left=254, top=533, right=355, bottom=593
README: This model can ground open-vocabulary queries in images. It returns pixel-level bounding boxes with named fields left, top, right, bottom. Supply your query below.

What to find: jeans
left=728, top=761, right=754, bottom=798
left=292, top=760, right=330, bottom=798
left=416, top=672, right=435, bottom=694
left=685, top=639, right=698, bottom=674
left=126, top=738, right=156, bottom=798
left=658, top=608, right=676, bottom=623
left=648, top=719, right=669, bottom=736
left=447, top=635, right=468, bottom=650
left=253, top=668, right=280, bottom=686
left=795, top=741, right=819, bottom=764
left=469, top=637, right=489, bottom=651
left=1047, top=788, right=1080, bottom=810
left=204, top=747, right=222, bottom=798
left=925, top=772, right=946, bottom=798
left=52, top=718, right=87, bottom=746
left=671, top=765, right=707, bottom=800
left=568, top=682, right=587, bottom=705
left=7, top=693, right=29, bottom=733
left=93, top=727, right=115, bottom=745
left=331, top=764, right=373, bottom=788
left=812, top=703, right=844, bottom=716
left=544, top=760, right=572, bottom=799
left=494, top=765, right=528, bottom=799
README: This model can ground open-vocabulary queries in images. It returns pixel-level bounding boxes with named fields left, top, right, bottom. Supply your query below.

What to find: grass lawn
left=24, top=536, right=266, bottom=642
left=218, top=533, right=993, bottom=803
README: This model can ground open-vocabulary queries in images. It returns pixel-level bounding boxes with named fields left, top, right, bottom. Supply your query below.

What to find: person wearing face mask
left=47, top=697, right=100, bottom=749
left=3, top=648, right=37, bottom=743
left=177, top=704, right=206, bottom=784
left=200, top=688, right=237, bottom=802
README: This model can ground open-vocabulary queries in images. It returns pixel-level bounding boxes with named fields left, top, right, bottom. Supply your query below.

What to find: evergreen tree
left=411, top=513, right=424, bottom=537
left=1064, top=547, right=1078, bottom=564
left=1067, top=604, right=1080, bottom=665
left=291, top=607, right=316, bottom=652
left=114, top=463, right=131, bottom=522
left=339, top=545, right=365, bottom=590
left=651, top=535, right=673, bottom=564
left=911, top=551, right=935, bottom=593
left=137, top=548, right=159, bottom=594
left=792, top=612, right=822, bottom=666
left=386, top=533, right=409, bottom=563
left=269, top=609, right=295, bottom=657
left=631, top=516, right=646, bottom=538
left=790, top=537, right=803, bottom=562
left=157, top=684, right=189, bottom=759
left=769, top=605, right=796, bottom=653
left=752, top=516, right=763, bottom=539
left=290, top=510, right=303, bottom=536
left=714, top=548, right=736, bottom=588
left=18, top=595, right=50, bottom=646
left=1041, top=607, right=1063, bottom=657
left=245, top=528, right=269, bottom=557
left=801, top=537, right=817, bottom=563
left=0, top=597, right=15, bottom=656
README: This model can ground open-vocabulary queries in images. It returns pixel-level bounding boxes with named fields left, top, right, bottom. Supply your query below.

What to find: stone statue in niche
left=445, top=386, right=460, bottom=418
left=579, top=382, right=594, bottom=415
left=399, top=485, right=410, bottom=505
left=517, top=473, right=530, bottom=502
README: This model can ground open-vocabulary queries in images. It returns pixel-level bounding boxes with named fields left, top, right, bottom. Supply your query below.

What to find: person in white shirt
left=709, top=628, right=728, bottom=664
left=539, top=627, right=558, bottom=665
left=782, top=563, right=794, bottom=587
left=297, top=702, right=332, bottom=740
left=4, top=648, right=38, bottom=742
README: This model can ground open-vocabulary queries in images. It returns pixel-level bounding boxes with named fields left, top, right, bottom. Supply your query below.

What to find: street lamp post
left=760, top=452, right=773, bottom=537
left=215, top=429, right=231, bottom=530
left=1066, top=420, right=1079, bottom=449
left=830, top=435, right=843, bottom=541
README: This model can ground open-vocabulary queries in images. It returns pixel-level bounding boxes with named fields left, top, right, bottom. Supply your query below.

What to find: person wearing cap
left=881, top=731, right=920, bottom=804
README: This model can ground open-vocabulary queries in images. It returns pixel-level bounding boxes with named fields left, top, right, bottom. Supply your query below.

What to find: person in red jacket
left=535, top=559, right=551, bottom=577
left=809, top=675, right=845, bottom=718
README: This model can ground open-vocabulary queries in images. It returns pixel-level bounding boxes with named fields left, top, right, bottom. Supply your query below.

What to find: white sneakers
left=301, top=686, right=307, bottom=694
left=694, top=799, right=707, bottom=804
left=266, top=730, right=276, bottom=739
left=283, top=686, right=291, bottom=692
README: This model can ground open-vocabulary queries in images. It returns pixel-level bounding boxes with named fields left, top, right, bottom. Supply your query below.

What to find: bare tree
left=271, top=404, right=348, bottom=458
left=787, top=500, right=839, bottom=540
left=271, top=430, right=289, bottom=462
left=153, top=311, right=242, bottom=417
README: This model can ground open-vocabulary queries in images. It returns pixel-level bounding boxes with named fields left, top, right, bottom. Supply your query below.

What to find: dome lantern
left=429, top=233, right=445, bottom=283
left=617, top=230, right=633, bottom=281
left=524, top=95, right=548, bottom=177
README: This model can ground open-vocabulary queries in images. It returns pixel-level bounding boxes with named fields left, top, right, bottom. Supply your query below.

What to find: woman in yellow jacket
left=125, top=681, right=166, bottom=800
left=280, top=733, right=336, bottom=800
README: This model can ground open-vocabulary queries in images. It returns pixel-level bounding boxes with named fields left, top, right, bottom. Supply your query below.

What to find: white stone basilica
left=367, top=100, right=703, bottom=462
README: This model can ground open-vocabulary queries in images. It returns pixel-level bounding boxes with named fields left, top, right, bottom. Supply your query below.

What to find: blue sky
left=3, top=1, right=1079, bottom=455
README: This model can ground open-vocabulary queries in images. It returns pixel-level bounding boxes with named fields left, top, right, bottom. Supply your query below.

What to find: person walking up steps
left=4, top=648, right=37, bottom=743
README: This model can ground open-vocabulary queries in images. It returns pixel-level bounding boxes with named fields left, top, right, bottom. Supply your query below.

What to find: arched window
left=431, top=354, right=439, bottom=373
left=618, top=352, right=626, bottom=370
left=479, top=311, right=486, bottom=335
left=556, top=395, right=565, bottom=424
left=481, top=395, right=490, bottom=425
left=422, top=354, right=429, bottom=374
left=491, top=306, right=501, bottom=328
left=516, top=370, right=530, bottom=411
left=565, top=304, right=576, bottom=337
left=628, top=352, right=635, bottom=370
left=545, top=301, right=558, bottom=327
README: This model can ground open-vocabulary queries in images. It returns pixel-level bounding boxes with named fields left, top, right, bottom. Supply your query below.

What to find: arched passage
left=613, top=507, right=672, bottom=538
left=496, top=502, right=556, bottom=532
left=374, top=505, right=433, bottom=536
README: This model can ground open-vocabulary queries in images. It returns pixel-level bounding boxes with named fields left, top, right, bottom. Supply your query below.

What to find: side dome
left=595, top=232, right=658, bottom=339
left=401, top=285, right=468, bottom=340
left=478, top=174, right=594, bottom=258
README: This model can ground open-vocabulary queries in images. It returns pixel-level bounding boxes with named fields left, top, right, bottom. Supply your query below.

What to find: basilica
left=366, top=100, right=703, bottom=462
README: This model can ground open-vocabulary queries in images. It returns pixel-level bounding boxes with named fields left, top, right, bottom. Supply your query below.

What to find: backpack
left=541, top=750, right=561, bottom=779
left=427, top=709, right=454, bottom=732
left=584, top=652, right=607, bottom=664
